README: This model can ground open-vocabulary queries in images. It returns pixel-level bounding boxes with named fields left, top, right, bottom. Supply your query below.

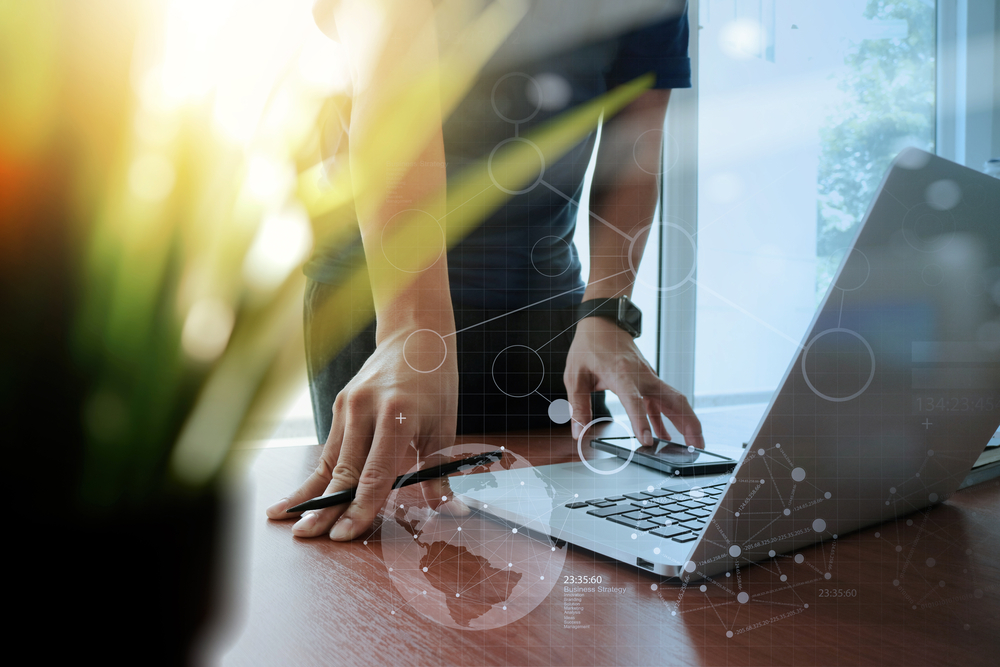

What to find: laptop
left=450, top=149, right=1000, bottom=579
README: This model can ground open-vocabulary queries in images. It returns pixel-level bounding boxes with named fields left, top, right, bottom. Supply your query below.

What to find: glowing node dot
left=653, top=547, right=661, bottom=555
left=890, top=487, right=897, bottom=494
left=939, top=580, right=946, bottom=587
left=791, top=468, right=806, bottom=482
left=457, top=526, right=462, bottom=531
left=915, top=473, right=920, bottom=478
left=825, top=492, right=832, bottom=499
left=413, top=535, right=418, bottom=539
left=804, top=604, right=809, bottom=609
left=422, top=591, right=426, bottom=595
left=389, top=567, right=394, bottom=572
left=737, top=592, right=749, bottom=604
left=520, top=481, right=524, bottom=486
left=760, top=479, right=766, bottom=484
left=768, top=550, right=776, bottom=558
left=483, top=504, right=488, bottom=508
left=886, top=501, right=890, bottom=505
left=896, top=545, right=902, bottom=552
left=928, top=449, right=934, bottom=456
left=631, top=533, right=638, bottom=540
left=508, top=563, right=513, bottom=568
left=651, top=584, right=658, bottom=591
left=672, top=611, right=677, bottom=616
left=726, top=572, right=731, bottom=578
left=780, top=574, right=787, bottom=582
left=729, top=477, right=736, bottom=483
left=500, top=446, right=505, bottom=451
left=783, top=508, right=791, bottom=516
left=824, top=572, right=832, bottom=580
left=912, top=605, right=917, bottom=609
left=540, top=576, right=545, bottom=580
left=812, top=518, right=827, bottom=532
left=456, top=593, right=460, bottom=598
left=684, top=560, right=697, bottom=573
left=647, top=485, right=655, bottom=492
left=422, top=566, right=428, bottom=573
left=391, top=611, right=396, bottom=615
left=794, top=554, right=804, bottom=564
left=502, top=606, right=507, bottom=611
left=700, top=585, right=707, bottom=592
left=906, top=519, right=913, bottom=526
left=400, top=504, right=405, bottom=509
left=726, top=631, right=733, bottom=638
left=574, top=494, right=579, bottom=498
left=758, top=448, right=765, bottom=456
left=441, top=496, right=448, bottom=502
left=929, top=493, right=939, bottom=503
left=893, top=580, right=900, bottom=586
left=551, top=547, right=556, bottom=551
left=363, top=541, right=368, bottom=546
left=735, top=512, right=741, bottom=517
left=776, top=443, right=781, bottom=448
left=512, top=528, right=518, bottom=534
left=729, top=545, right=742, bottom=558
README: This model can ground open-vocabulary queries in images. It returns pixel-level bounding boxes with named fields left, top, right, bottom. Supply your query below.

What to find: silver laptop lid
left=687, top=149, right=1000, bottom=580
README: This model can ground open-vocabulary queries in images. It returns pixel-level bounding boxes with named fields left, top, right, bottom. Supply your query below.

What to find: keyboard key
left=586, top=505, right=632, bottom=518
left=650, top=526, right=690, bottom=539
left=608, top=516, right=659, bottom=531
left=687, top=509, right=712, bottom=518
left=604, top=496, right=627, bottom=502
left=623, top=492, right=654, bottom=501
left=643, top=489, right=673, bottom=498
left=680, top=521, right=705, bottom=532
left=630, top=500, right=655, bottom=509
left=644, top=507, right=670, bottom=517
left=671, top=512, right=698, bottom=522
left=658, top=503, right=686, bottom=513
left=565, top=502, right=590, bottom=509
left=673, top=534, right=698, bottom=543
left=587, top=499, right=616, bottom=507
left=622, top=511, right=652, bottom=521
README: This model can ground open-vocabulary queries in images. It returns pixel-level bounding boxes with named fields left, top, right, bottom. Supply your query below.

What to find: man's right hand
left=265, top=328, right=460, bottom=540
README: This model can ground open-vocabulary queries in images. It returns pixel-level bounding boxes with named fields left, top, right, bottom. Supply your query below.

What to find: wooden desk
left=206, top=432, right=1000, bottom=666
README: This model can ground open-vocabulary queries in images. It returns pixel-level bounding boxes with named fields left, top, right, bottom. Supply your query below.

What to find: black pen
left=285, top=449, right=505, bottom=513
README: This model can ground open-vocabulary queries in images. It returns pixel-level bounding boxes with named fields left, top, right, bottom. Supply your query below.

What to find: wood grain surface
left=203, top=430, right=1000, bottom=667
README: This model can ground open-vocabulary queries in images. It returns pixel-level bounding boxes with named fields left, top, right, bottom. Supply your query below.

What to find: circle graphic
left=381, top=209, right=446, bottom=273
left=381, top=443, right=566, bottom=630
left=896, top=149, right=931, bottom=170
left=801, top=328, right=876, bottom=402
left=902, top=203, right=956, bottom=253
left=791, top=467, right=806, bottom=482
left=530, top=235, right=572, bottom=277
left=491, top=345, right=544, bottom=398
left=488, top=137, right=545, bottom=195
left=491, top=73, right=543, bottom=124
left=633, top=128, right=680, bottom=176
left=403, top=329, right=449, bottom=373
left=922, top=264, right=944, bottom=286
left=835, top=248, right=871, bottom=291
left=576, top=416, right=636, bottom=475
left=628, top=221, right=697, bottom=292
left=547, top=398, right=572, bottom=424
left=526, top=72, right=572, bottom=111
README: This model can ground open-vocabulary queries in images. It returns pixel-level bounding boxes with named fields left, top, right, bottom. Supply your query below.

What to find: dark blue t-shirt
left=305, top=9, right=691, bottom=311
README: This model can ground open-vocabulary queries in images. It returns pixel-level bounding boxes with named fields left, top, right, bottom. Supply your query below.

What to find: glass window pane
left=694, top=0, right=936, bottom=408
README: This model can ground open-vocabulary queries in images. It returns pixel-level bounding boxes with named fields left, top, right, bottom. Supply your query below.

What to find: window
left=663, top=0, right=943, bottom=412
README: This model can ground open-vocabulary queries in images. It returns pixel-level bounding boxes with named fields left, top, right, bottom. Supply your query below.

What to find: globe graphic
left=381, top=444, right=567, bottom=629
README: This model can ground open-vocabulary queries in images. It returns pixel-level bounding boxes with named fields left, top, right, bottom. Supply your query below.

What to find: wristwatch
left=576, top=296, right=642, bottom=338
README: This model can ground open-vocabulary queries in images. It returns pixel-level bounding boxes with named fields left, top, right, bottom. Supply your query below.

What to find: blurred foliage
left=816, top=0, right=936, bottom=292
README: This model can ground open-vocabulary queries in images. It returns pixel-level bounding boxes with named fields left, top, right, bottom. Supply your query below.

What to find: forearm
left=583, top=90, right=670, bottom=301
left=338, top=0, right=455, bottom=341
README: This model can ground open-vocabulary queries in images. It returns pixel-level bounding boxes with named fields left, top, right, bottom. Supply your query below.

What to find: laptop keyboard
left=564, top=483, right=727, bottom=543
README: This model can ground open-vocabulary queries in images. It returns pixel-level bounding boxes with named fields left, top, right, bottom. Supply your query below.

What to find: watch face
left=618, top=298, right=642, bottom=337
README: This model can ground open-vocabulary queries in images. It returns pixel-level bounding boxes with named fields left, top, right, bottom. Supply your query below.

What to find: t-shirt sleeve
left=604, top=5, right=692, bottom=90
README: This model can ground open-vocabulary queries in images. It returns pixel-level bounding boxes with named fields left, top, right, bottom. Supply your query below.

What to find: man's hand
left=266, top=329, right=460, bottom=540
left=564, top=316, right=704, bottom=449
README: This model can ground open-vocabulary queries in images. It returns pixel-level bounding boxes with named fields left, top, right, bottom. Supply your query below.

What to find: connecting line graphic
left=444, top=269, right=633, bottom=338
left=539, top=180, right=635, bottom=242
